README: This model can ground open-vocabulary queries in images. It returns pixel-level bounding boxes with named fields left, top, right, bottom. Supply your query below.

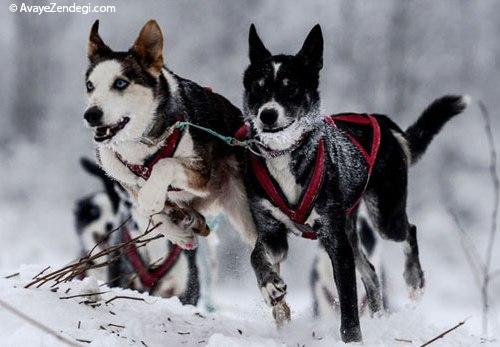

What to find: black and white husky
left=74, top=158, right=200, bottom=305
left=241, top=24, right=468, bottom=342
left=83, top=20, right=257, bottom=250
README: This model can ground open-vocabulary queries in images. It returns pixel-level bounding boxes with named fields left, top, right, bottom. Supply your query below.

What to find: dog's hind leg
left=403, top=224, right=424, bottom=298
left=346, top=213, right=383, bottom=314
left=364, top=191, right=425, bottom=297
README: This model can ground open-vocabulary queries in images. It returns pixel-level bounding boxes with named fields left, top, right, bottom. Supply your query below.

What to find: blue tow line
left=175, top=121, right=263, bottom=154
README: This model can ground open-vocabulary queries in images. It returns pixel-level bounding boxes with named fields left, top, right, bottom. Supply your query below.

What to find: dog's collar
left=116, top=124, right=183, bottom=181
left=122, top=227, right=183, bottom=289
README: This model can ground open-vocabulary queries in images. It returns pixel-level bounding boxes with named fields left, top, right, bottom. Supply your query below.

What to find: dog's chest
left=266, top=154, right=302, bottom=205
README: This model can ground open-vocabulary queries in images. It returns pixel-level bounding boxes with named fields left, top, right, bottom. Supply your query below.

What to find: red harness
left=123, top=228, right=183, bottom=289
left=116, top=127, right=183, bottom=182
left=249, top=113, right=381, bottom=240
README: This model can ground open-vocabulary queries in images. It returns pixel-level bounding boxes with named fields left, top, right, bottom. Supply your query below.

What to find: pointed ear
left=87, top=20, right=111, bottom=63
left=130, top=20, right=164, bottom=75
left=297, top=24, right=323, bottom=70
left=249, top=24, right=271, bottom=64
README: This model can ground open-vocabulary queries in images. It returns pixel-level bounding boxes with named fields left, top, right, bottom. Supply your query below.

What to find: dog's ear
left=130, top=20, right=164, bottom=76
left=80, top=157, right=106, bottom=178
left=88, top=20, right=111, bottom=63
left=249, top=24, right=271, bottom=64
left=80, top=157, right=121, bottom=212
left=297, top=24, right=323, bottom=71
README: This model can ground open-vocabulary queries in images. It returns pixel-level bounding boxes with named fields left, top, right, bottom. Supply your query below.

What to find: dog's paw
left=152, top=214, right=198, bottom=250
left=272, top=301, right=291, bottom=328
left=260, top=272, right=287, bottom=307
left=137, top=185, right=166, bottom=216
left=404, top=262, right=425, bottom=300
left=341, top=325, right=362, bottom=343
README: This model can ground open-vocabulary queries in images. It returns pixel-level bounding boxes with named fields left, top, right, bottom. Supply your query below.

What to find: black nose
left=260, top=108, right=278, bottom=126
left=84, top=106, right=103, bottom=126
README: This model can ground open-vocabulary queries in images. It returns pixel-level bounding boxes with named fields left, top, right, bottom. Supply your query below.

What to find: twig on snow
left=24, top=219, right=162, bottom=289
left=3, top=272, right=20, bottom=279
left=105, top=295, right=145, bottom=305
left=59, top=291, right=108, bottom=300
left=419, top=319, right=466, bottom=347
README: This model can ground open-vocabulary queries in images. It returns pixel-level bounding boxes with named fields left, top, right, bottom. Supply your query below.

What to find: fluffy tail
left=405, top=95, right=469, bottom=164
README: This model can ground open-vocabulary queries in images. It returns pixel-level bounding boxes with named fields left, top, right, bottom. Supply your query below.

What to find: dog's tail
left=405, top=95, right=469, bottom=164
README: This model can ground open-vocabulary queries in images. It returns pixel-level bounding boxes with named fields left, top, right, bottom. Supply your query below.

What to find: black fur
left=241, top=24, right=466, bottom=343
left=406, top=95, right=468, bottom=163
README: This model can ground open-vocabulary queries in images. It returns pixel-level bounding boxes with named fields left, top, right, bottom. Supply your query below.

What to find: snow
left=0, top=266, right=486, bottom=347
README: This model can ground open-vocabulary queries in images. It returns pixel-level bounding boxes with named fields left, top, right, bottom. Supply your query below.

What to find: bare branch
left=105, top=295, right=145, bottom=305
left=478, top=100, right=499, bottom=336
left=25, top=220, right=163, bottom=289
left=478, top=101, right=499, bottom=275
left=447, top=207, right=483, bottom=288
left=420, top=319, right=467, bottom=347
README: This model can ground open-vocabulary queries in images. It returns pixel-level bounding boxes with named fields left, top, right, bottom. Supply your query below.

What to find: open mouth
left=93, top=117, right=130, bottom=142
left=262, top=120, right=296, bottom=133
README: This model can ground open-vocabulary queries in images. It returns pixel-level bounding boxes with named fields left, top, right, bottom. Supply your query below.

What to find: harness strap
left=325, top=114, right=381, bottom=214
left=123, top=228, right=183, bottom=289
left=116, top=126, right=183, bottom=181
left=249, top=113, right=381, bottom=240
left=250, top=139, right=325, bottom=239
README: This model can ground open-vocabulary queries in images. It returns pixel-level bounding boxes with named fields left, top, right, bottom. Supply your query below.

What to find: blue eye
left=86, top=80, right=94, bottom=92
left=113, top=78, right=129, bottom=90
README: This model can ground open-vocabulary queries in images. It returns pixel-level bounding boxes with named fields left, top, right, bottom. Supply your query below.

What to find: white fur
left=256, top=116, right=311, bottom=151
left=127, top=212, right=189, bottom=296
left=461, top=94, right=472, bottom=108
left=257, top=155, right=321, bottom=238
left=391, top=130, right=412, bottom=164
left=266, top=154, right=301, bottom=204
left=272, top=62, right=281, bottom=79
left=162, top=68, right=179, bottom=96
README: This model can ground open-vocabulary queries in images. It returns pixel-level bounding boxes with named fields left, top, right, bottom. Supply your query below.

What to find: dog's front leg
left=98, top=147, right=141, bottom=186
left=251, top=237, right=288, bottom=307
left=319, top=215, right=362, bottom=343
left=137, top=158, right=210, bottom=216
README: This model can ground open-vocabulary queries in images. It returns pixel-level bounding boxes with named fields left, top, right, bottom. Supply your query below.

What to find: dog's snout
left=260, top=108, right=278, bottom=126
left=84, top=106, right=103, bottom=126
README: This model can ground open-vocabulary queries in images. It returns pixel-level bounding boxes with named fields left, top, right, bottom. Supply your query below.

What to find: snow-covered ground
left=0, top=265, right=485, bottom=347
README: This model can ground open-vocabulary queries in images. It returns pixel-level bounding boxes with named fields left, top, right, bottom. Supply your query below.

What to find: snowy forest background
left=0, top=0, right=499, bottom=343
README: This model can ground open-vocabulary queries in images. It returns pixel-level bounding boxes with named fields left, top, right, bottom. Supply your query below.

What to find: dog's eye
left=282, top=80, right=298, bottom=97
left=253, top=79, right=268, bottom=93
left=86, top=81, right=94, bottom=93
left=112, top=78, right=129, bottom=91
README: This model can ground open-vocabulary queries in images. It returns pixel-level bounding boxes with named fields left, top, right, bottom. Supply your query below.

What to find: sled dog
left=241, top=24, right=467, bottom=342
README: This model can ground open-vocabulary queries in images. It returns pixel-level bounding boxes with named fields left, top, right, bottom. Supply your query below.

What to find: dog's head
left=84, top=20, right=168, bottom=144
left=243, top=24, right=323, bottom=150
